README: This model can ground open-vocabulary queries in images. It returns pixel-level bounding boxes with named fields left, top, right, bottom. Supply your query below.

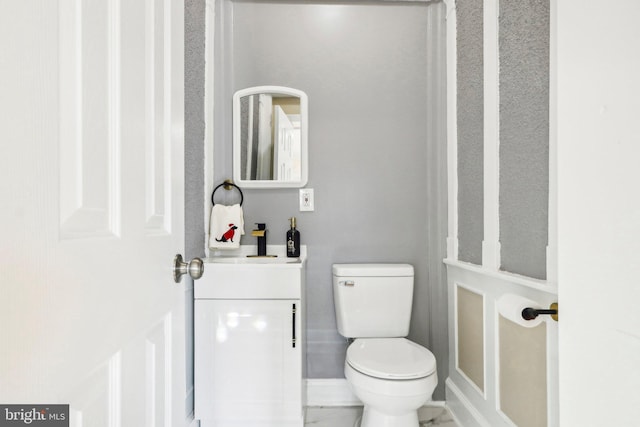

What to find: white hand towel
left=208, top=204, right=245, bottom=250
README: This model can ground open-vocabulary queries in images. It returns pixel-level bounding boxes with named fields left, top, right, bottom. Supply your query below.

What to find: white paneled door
left=556, top=0, right=640, bottom=424
left=0, top=0, right=188, bottom=425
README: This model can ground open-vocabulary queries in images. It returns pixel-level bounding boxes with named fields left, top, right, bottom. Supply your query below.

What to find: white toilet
left=332, top=264, right=437, bottom=427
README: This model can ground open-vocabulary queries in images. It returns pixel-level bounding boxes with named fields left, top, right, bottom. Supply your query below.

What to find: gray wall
left=210, top=0, right=449, bottom=398
left=499, top=0, right=549, bottom=279
left=185, top=1, right=206, bottom=261
left=185, top=0, right=207, bottom=415
left=455, top=0, right=549, bottom=277
left=456, top=0, right=484, bottom=265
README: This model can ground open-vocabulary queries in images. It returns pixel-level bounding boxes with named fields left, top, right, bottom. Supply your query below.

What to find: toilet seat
left=346, top=338, right=436, bottom=380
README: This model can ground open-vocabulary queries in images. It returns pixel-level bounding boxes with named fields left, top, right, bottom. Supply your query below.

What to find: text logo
left=0, top=405, right=68, bottom=427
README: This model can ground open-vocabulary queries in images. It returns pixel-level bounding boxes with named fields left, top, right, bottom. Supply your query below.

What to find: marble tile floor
left=304, top=405, right=458, bottom=427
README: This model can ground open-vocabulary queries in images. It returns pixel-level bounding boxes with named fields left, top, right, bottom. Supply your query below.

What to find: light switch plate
left=299, top=188, right=314, bottom=211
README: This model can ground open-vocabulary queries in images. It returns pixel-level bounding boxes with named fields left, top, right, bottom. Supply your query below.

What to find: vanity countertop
left=205, top=244, right=306, bottom=266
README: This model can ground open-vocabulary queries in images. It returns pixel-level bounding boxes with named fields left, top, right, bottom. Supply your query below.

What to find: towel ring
left=211, top=180, right=244, bottom=206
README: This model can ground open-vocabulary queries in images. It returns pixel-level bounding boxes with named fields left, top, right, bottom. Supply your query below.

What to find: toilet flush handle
left=340, top=280, right=355, bottom=287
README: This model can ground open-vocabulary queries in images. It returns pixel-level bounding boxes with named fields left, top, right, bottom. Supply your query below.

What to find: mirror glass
left=233, top=86, right=308, bottom=188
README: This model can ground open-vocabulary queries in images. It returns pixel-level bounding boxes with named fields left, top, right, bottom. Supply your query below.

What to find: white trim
left=445, top=258, right=557, bottom=295
left=546, top=0, right=558, bottom=287
left=482, top=0, right=501, bottom=270
left=305, top=379, right=448, bottom=416
left=481, top=240, right=500, bottom=271
left=305, top=379, right=361, bottom=407
left=231, top=86, right=309, bottom=189
left=545, top=304, right=559, bottom=427
left=446, top=378, right=492, bottom=427
left=444, top=0, right=459, bottom=261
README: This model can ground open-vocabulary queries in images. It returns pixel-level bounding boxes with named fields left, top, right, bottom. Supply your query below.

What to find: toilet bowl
left=345, top=338, right=437, bottom=427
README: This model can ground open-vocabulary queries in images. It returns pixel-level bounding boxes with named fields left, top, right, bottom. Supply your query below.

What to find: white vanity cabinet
left=194, top=252, right=305, bottom=427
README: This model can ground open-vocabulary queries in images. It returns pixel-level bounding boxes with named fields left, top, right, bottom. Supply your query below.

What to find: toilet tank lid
left=332, top=263, right=414, bottom=277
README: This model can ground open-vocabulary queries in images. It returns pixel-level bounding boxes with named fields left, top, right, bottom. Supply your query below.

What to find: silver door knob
left=173, top=254, right=204, bottom=283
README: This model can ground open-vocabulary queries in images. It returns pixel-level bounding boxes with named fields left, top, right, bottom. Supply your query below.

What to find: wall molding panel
left=454, top=283, right=486, bottom=397
left=446, top=262, right=558, bottom=427
left=497, top=315, right=547, bottom=427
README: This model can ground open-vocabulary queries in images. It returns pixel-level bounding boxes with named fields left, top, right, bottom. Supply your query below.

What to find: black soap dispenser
left=286, top=217, right=300, bottom=258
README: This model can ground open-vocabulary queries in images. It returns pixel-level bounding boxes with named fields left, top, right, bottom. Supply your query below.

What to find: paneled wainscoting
left=445, top=261, right=558, bottom=427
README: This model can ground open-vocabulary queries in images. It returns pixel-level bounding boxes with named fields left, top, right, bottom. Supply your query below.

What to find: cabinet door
left=195, top=299, right=302, bottom=424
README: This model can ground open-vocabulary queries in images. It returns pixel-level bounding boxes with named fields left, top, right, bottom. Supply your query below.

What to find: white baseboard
left=305, top=378, right=447, bottom=410
left=305, top=379, right=361, bottom=407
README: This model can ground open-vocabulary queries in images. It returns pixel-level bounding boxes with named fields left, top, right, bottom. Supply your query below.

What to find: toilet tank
left=332, top=263, right=414, bottom=338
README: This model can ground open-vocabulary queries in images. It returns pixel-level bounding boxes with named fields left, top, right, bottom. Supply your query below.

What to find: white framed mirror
left=233, top=86, right=308, bottom=188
